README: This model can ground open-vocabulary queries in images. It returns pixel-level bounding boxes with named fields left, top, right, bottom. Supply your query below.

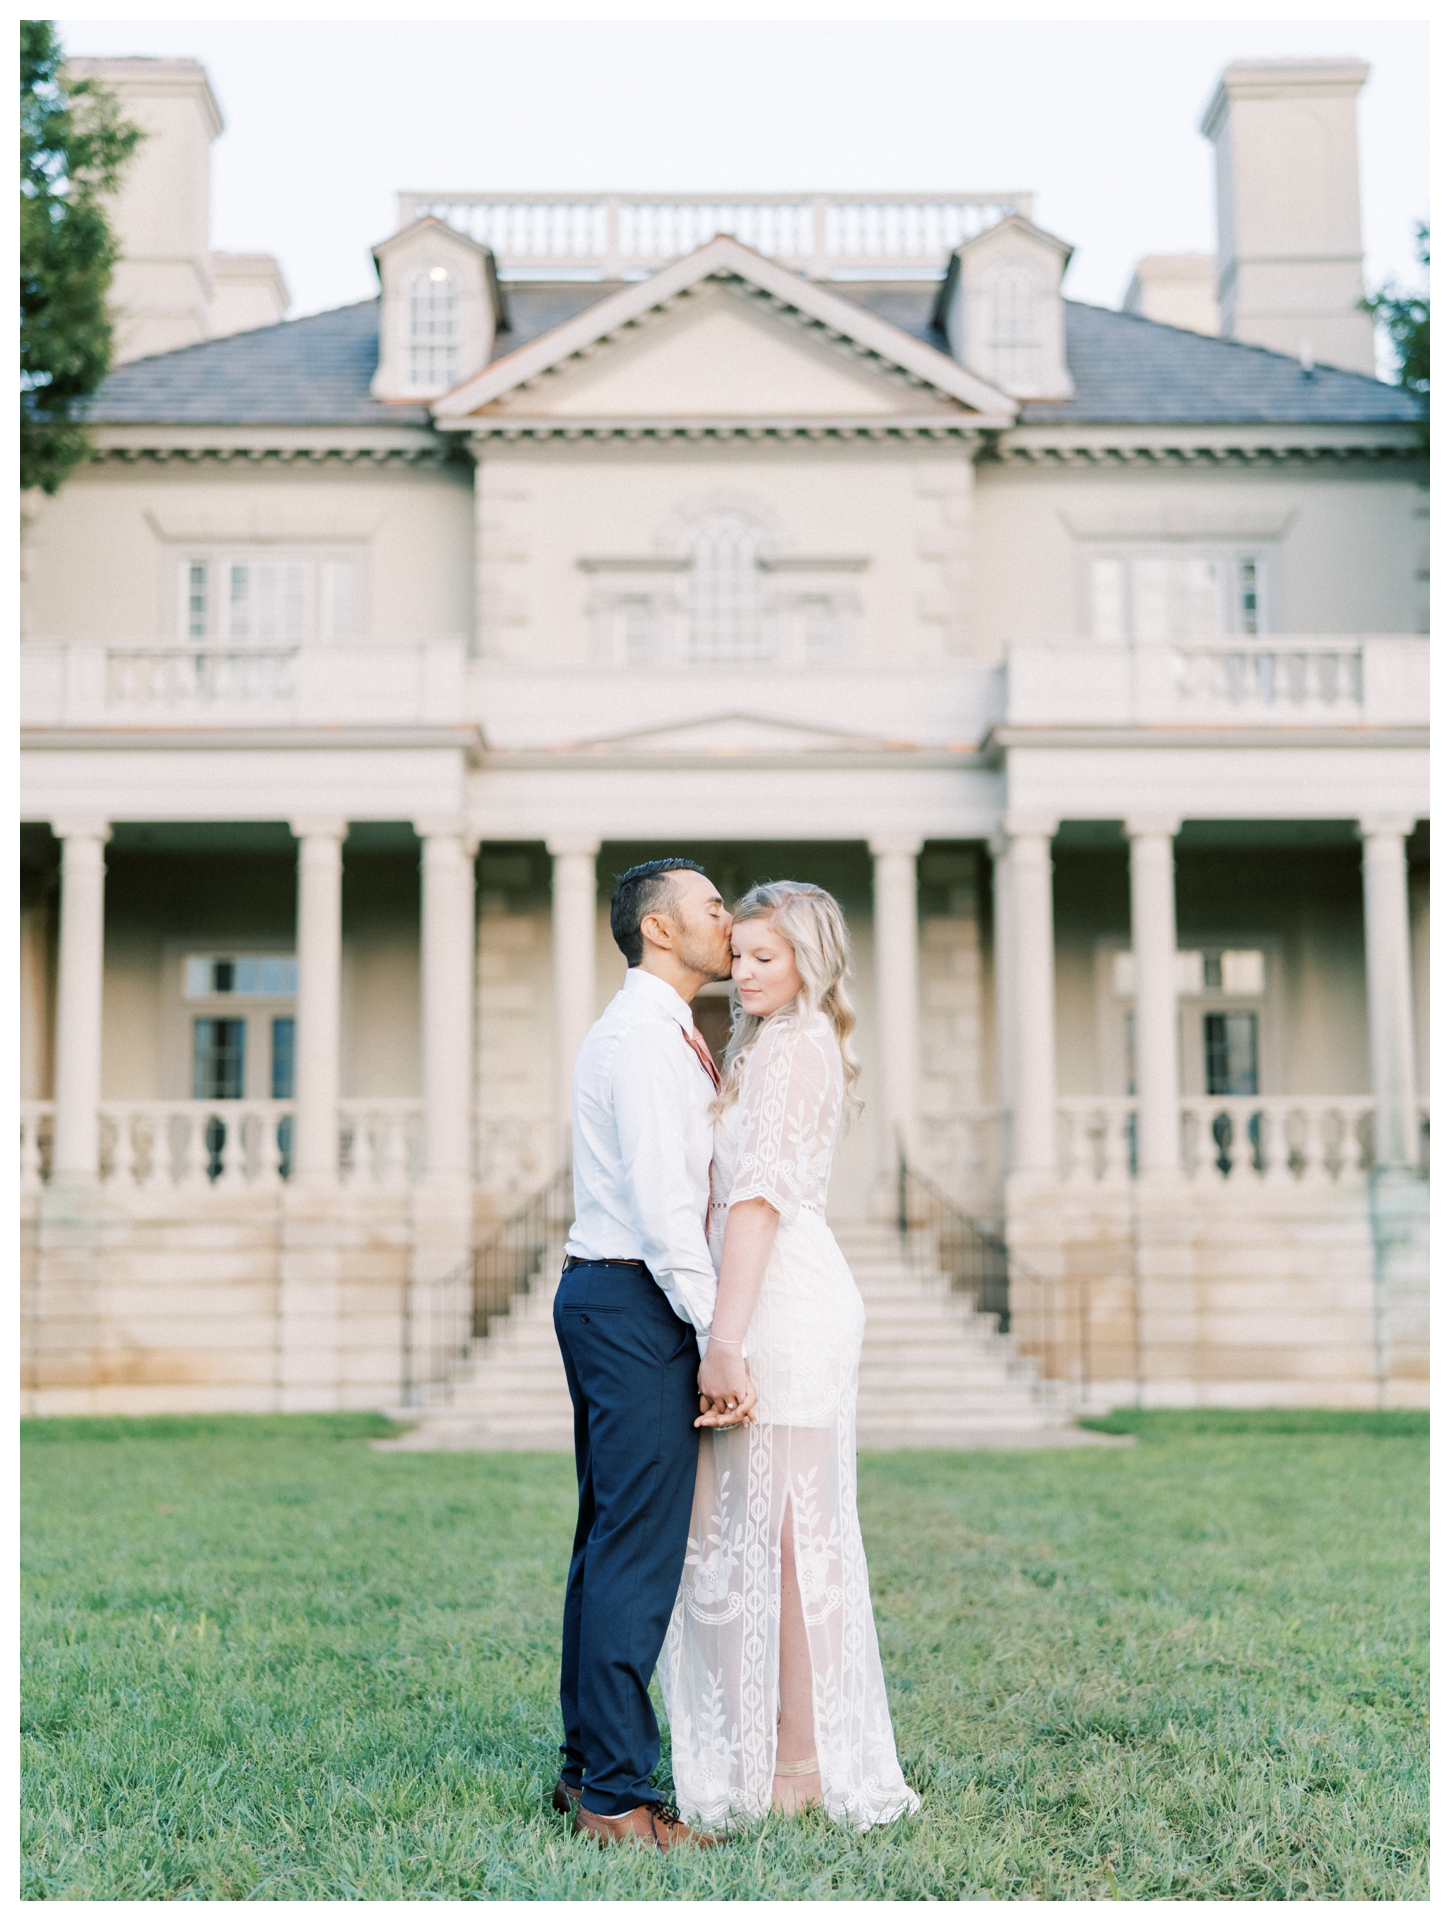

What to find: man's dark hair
left=610, top=858, right=709, bottom=967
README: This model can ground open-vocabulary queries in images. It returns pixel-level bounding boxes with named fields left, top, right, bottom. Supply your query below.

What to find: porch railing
left=1055, top=1095, right=1411, bottom=1185
left=404, top=1164, right=573, bottom=1404
left=22, top=1100, right=425, bottom=1192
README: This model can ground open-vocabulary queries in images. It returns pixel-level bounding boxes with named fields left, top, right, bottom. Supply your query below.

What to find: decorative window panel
left=178, top=555, right=360, bottom=642
left=1086, top=548, right=1271, bottom=641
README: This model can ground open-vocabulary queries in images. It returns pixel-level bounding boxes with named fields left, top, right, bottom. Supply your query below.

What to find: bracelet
left=708, top=1334, right=743, bottom=1347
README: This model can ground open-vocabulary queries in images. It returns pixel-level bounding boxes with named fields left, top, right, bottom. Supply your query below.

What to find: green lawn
left=22, top=1411, right=1427, bottom=1900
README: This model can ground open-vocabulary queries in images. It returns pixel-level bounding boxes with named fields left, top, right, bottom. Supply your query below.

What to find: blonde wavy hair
left=713, top=879, right=862, bottom=1120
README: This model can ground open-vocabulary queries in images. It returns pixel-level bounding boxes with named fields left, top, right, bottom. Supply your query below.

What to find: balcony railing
left=1007, top=636, right=1428, bottom=730
left=397, top=190, right=1032, bottom=279
left=20, top=638, right=468, bottom=730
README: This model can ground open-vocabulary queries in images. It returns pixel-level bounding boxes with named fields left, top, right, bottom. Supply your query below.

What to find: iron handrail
left=895, top=1140, right=1096, bottom=1409
left=403, top=1163, right=572, bottom=1405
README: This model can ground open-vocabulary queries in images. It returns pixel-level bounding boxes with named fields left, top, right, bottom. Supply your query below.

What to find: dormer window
left=988, top=267, right=1041, bottom=393
left=408, top=266, right=459, bottom=391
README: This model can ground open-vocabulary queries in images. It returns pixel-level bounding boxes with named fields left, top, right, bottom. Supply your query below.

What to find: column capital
left=868, top=834, right=923, bottom=860
left=51, top=817, right=112, bottom=844
left=1356, top=816, right=1416, bottom=843
left=546, top=836, right=601, bottom=860
left=415, top=816, right=481, bottom=857
left=1001, top=812, right=1059, bottom=840
left=290, top=816, right=348, bottom=843
left=1123, top=814, right=1182, bottom=841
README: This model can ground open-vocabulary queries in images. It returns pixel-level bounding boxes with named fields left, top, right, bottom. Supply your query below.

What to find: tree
left=21, top=21, right=141, bottom=495
left=1365, top=224, right=1429, bottom=440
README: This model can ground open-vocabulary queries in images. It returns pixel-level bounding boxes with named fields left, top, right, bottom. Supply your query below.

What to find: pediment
left=433, top=234, right=1017, bottom=426
left=556, top=710, right=925, bottom=759
left=487, top=285, right=941, bottom=420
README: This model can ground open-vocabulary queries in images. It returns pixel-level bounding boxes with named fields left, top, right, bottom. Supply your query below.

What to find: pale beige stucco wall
left=972, top=462, right=1428, bottom=648
left=21, top=462, right=474, bottom=643
left=475, top=440, right=975, bottom=668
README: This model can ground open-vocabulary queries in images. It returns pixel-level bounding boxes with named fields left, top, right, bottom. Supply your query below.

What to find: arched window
left=987, top=267, right=1041, bottom=392
left=687, top=513, right=771, bottom=663
left=407, top=266, right=459, bottom=390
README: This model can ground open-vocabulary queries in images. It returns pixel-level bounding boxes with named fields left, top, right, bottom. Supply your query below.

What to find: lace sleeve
left=728, top=1012, right=842, bottom=1225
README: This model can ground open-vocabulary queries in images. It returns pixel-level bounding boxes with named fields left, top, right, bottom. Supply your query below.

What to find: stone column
left=1126, top=817, right=1183, bottom=1180
left=548, top=837, right=600, bottom=1157
left=289, top=818, right=346, bottom=1186
left=1358, top=818, right=1418, bottom=1170
left=417, top=822, right=478, bottom=1183
left=1005, top=817, right=1058, bottom=1176
left=989, top=831, right=1015, bottom=1173
left=50, top=819, right=111, bottom=1180
left=870, top=836, right=923, bottom=1167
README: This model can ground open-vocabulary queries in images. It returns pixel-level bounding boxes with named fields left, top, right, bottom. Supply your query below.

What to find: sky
left=57, top=18, right=1429, bottom=329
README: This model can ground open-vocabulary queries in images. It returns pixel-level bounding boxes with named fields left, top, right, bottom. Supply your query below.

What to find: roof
left=86, top=278, right=1421, bottom=430
left=840, top=287, right=1421, bottom=425
left=82, top=286, right=612, bottom=428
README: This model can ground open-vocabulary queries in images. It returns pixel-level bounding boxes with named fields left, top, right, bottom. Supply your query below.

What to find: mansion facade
left=19, top=54, right=1428, bottom=1418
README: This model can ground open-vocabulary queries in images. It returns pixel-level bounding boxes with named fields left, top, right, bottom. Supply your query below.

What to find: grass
left=21, top=1411, right=1427, bottom=1899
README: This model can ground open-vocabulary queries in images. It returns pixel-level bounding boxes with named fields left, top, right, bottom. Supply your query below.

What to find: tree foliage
left=1365, top=224, right=1429, bottom=438
left=21, top=21, right=141, bottom=494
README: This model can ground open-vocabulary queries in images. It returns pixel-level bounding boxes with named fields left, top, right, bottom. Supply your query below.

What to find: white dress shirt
left=565, top=967, right=718, bottom=1348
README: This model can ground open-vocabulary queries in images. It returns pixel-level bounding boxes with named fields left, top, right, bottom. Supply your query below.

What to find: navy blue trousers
left=553, top=1260, right=701, bottom=1816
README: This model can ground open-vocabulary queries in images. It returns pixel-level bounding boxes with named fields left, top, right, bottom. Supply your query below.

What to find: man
left=551, top=858, right=753, bottom=1851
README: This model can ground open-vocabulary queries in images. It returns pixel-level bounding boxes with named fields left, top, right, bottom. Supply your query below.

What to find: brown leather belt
left=561, top=1255, right=649, bottom=1273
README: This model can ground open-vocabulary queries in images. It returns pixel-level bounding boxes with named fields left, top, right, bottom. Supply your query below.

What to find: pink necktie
left=684, top=1024, right=722, bottom=1090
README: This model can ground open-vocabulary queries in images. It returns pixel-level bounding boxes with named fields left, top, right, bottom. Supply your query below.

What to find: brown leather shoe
left=551, top=1776, right=582, bottom=1815
left=572, top=1801, right=722, bottom=1851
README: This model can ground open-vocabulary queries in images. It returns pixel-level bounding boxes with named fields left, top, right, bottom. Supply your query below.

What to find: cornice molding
left=21, top=725, right=487, bottom=763
left=467, top=416, right=987, bottom=445
left=88, top=443, right=449, bottom=468
left=984, top=724, right=1429, bottom=753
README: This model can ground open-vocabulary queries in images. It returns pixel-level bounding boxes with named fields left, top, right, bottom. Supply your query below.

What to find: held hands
left=695, top=1342, right=758, bottom=1429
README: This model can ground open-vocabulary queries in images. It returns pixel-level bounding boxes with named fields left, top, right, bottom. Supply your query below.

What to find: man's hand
left=695, top=1346, right=758, bottom=1428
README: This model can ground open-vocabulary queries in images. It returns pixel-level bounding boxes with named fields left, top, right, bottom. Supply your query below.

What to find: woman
left=659, top=881, right=919, bottom=1832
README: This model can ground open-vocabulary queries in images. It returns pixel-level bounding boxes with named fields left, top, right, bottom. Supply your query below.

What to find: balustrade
left=94, top=1102, right=295, bottom=1189
left=1175, top=642, right=1363, bottom=716
left=1006, top=635, right=1426, bottom=729
left=1057, top=1095, right=1385, bottom=1186
left=107, top=646, right=297, bottom=709
left=397, top=190, right=1031, bottom=278
left=20, top=1103, right=54, bottom=1191
left=338, top=1101, right=423, bottom=1189
left=22, top=636, right=467, bottom=730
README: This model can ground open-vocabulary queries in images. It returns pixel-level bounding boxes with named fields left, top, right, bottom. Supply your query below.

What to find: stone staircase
left=382, top=1221, right=1089, bottom=1451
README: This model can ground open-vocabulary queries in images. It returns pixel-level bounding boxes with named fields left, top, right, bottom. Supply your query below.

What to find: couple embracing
left=551, top=858, right=919, bottom=1849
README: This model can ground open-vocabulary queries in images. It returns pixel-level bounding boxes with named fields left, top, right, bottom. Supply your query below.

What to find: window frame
left=405, top=265, right=461, bottom=395
left=1082, top=543, right=1274, bottom=642
left=173, top=548, right=365, bottom=644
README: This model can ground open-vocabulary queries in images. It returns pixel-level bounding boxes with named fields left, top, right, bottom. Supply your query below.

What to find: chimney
left=1121, top=255, right=1218, bottom=336
left=64, top=55, right=289, bottom=362
left=64, top=57, right=221, bottom=362
left=1200, top=57, right=1377, bottom=376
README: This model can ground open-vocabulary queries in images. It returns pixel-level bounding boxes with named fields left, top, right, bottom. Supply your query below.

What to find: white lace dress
left=659, top=1005, right=919, bottom=1832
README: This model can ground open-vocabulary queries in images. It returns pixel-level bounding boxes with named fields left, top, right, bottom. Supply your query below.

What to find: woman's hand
left=695, top=1347, right=758, bottom=1427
